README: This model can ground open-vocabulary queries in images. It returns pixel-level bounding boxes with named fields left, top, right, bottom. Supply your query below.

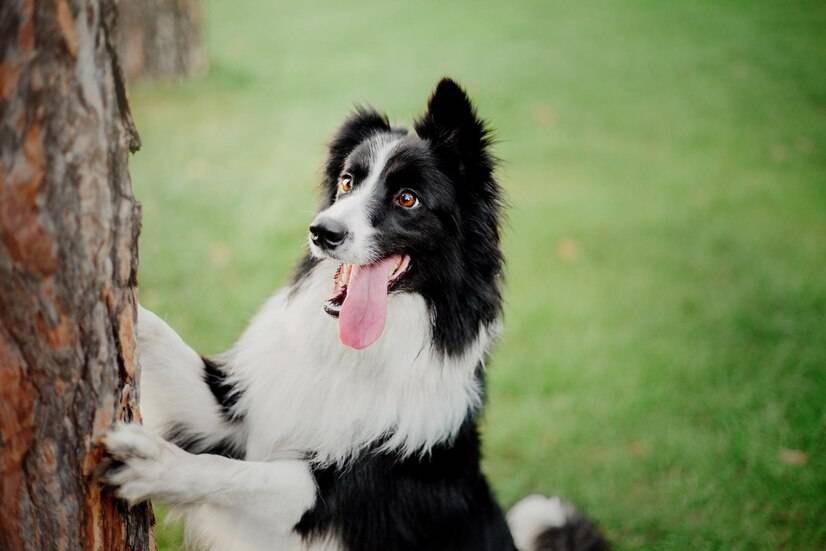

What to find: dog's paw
left=101, top=423, right=184, bottom=506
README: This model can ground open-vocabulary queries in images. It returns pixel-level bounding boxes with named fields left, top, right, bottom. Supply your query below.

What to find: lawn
left=129, top=1, right=826, bottom=549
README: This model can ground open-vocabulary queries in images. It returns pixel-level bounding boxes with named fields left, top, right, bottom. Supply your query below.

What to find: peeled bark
left=0, top=0, right=153, bottom=549
left=118, top=0, right=207, bottom=81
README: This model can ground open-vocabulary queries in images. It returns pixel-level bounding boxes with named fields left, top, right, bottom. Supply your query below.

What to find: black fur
left=175, top=78, right=604, bottom=550
left=313, top=78, right=504, bottom=356
left=321, top=107, right=393, bottom=207
left=164, top=356, right=246, bottom=458
left=291, top=253, right=320, bottom=288
left=413, top=79, right=503, bottom=355
left=533, top=514, right=610, bottom=551
left=295, top=415, right=517, bottom=551
left=165, top=422, right=245, bottom=460
left=202, top=356, right=244, bottom=422
left=291, top=80, right=520, bottom=549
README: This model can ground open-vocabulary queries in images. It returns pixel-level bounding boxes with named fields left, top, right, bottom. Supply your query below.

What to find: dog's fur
left=103, top=79, right=607, bottom=551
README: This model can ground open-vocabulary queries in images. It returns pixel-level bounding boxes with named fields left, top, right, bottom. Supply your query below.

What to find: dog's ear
left=322, top=107, right=390, bottom=205
left=414, top=78, right=494, bottom=186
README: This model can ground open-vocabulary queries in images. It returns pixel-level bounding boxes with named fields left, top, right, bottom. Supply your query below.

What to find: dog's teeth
left=391, top=257, right=404, bottom=279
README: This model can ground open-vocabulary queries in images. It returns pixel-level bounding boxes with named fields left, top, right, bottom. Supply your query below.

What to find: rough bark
left=0, top=0, right=153, bottom=550
left=117, top=0, right=207, bottom=81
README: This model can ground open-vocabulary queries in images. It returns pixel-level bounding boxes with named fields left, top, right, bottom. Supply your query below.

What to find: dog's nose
left=309, top=219, right=348, bottom=250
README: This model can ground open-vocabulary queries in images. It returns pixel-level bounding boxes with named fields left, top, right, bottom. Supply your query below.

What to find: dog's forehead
left=345, top=130, right=427, bottom=169
left=346, top=132, right=398, bottom=169
left=383, top=135, right=432, bottom=172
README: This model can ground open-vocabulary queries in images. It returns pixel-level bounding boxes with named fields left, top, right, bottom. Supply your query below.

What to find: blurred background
left=124, top=1, right=825, bottom=549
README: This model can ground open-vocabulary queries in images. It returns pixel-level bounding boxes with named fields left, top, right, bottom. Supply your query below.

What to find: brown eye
left=396, top=190, right=419, bottom=209
left=338, top=174, right=353, bottom=194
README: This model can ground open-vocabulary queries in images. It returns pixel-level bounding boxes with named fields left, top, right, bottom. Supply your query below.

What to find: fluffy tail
left=507, top=495, right=609, bottom=551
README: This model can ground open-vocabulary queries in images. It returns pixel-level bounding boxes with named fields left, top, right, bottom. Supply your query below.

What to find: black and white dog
left=103, top=79, right=607, bottom=551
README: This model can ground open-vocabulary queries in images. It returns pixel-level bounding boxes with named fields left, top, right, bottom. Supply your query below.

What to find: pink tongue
left=338, top=256, right=399, bottom=349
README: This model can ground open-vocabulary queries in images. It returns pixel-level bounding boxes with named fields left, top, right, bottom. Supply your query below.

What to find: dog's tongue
left=339, top=256, right=399, bottom=349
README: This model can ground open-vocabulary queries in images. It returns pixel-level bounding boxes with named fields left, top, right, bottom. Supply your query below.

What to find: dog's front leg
left=101, top=423, right=316, bottom=535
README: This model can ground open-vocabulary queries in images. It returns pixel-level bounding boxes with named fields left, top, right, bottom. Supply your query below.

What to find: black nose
left=309, top=219, right=348, bottom=250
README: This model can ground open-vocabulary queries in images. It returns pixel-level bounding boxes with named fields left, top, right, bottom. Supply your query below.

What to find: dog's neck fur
left=226, top=258, right=497, bottom=466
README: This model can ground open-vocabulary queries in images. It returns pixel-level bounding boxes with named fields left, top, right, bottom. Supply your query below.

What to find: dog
left=102, top=78, right=607, bottom=551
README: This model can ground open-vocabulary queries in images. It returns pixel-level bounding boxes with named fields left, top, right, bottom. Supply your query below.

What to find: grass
left=128, top=1, right=826, bottom=548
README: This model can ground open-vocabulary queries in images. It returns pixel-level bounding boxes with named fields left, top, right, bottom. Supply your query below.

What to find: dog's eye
left=338, top=174, right=353, bottom=194
left=396, top=190, right=420, bottom=209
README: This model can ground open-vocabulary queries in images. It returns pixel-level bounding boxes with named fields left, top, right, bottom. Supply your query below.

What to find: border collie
left=103, top=78, right=607, bottom=551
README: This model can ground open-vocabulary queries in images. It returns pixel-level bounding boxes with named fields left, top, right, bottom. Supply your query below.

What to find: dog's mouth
left=324, top=255, right=411, bottom=350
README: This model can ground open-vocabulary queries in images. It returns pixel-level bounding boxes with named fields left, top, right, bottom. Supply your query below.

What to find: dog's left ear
left=414, top=78, right=494, bottom=185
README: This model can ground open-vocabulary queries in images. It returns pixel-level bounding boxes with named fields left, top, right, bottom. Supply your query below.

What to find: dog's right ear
left=414, top=78, right=494, bottom=189
left=322, top=108, right=390, bottom=206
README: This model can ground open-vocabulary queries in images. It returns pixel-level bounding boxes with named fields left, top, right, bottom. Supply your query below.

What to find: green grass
left=129, top=1, right=826, bottom=549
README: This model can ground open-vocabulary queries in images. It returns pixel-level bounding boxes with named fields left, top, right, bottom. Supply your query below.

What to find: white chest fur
left=226, top=259, right=493, bottom=465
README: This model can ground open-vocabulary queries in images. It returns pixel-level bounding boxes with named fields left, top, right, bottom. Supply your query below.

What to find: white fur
left=110, top=258, right=496, bottom=550
left=105, top=423, right=317, bottom=551
left=507, top=494, right=574, bottom=551
left=137, top=307, right=246, bottom=454
left=308, top=136, right=401, bottom=264
left=234, top=257, right=490, bottom=465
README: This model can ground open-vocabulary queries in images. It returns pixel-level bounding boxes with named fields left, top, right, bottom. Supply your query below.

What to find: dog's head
left=307, top=78, right=502, bottom=353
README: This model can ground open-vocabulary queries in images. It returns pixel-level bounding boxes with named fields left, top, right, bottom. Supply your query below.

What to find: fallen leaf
left=778, top=448, right=807, bottom=466
left=770, top=144, right=789, bottom=163
left=534, top=105, right=556, bottom=128
left=209, top=242, right=232, bottom=268
left=794, top=136, right=815, bottom=154
left=630, top=440, right=648, bottom=457
left=556, top=237, right=579, bottom=263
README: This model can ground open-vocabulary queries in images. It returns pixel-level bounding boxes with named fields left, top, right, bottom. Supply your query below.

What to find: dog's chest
left=229, top=262, right=486, bottom=464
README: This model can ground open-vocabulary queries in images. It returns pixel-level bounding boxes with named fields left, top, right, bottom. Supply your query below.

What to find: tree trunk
left=0, top=0, right=153, bottom=550
left=118, top=0, right=207, bottom=81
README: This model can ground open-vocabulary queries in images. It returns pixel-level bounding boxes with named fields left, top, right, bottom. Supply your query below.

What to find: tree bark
left=117, top=0, right=207, bottom=81
left=0, top=0, right=153, bottom=550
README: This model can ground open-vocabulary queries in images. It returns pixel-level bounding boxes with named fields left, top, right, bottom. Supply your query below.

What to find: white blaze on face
left=309, top=135, right=402, bottom=264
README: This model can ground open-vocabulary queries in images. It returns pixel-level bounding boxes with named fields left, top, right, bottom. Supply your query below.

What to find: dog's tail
left=506, top=494, right=609, bottom=551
